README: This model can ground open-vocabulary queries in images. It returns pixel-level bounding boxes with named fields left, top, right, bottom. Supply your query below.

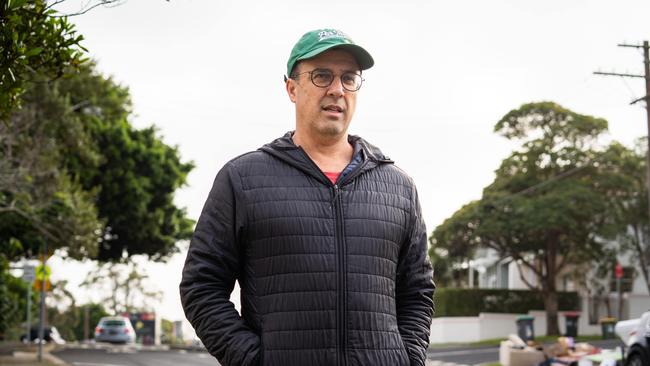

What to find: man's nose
left=327, top=76, right=345, bottom=97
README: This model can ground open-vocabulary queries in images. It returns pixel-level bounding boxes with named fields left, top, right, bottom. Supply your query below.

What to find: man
left=180, top=29, right=434, bottom=366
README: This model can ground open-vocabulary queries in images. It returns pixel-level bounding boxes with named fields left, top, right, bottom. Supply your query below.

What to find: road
left=426, top=339, right=625, bottom=365
left=54, top=346, right=221, bottom=366
left=53, top=339, right=625, bottom=366
left=427, top=345, right=501, bottom=365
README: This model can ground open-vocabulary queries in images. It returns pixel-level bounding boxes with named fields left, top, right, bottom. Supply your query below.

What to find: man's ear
left=286, top=78, right=297, bottom=103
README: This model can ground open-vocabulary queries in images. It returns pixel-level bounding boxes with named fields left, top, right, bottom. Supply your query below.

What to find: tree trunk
left=544, top=239, right=560, bottom=336
left=544, top=291, right=560, bottom=335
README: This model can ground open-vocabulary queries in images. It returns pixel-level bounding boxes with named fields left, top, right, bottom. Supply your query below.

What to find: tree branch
left=52, top=0, right=126, bottom=17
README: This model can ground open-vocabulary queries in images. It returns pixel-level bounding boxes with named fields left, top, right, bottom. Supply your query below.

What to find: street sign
left=38, top=249, right=53, bottom=263
left=33, top=279, right=52, bottom=292
left=615, top=263, right=623, bottom=279
left=22, top=265, right=36, bottom=283
left=35, top=264, right=51, bottom=281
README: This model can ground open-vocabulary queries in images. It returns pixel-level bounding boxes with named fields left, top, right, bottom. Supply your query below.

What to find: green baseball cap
left=286, top=29, right=374, bottom=78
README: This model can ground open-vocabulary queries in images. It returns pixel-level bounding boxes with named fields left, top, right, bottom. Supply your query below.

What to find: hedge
left=434, top=288, right=581, bottom=317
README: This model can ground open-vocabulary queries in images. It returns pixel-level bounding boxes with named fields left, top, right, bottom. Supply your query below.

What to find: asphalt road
left=427, top=345, right=502, bottom=365
left=54, top=346, right=221, bottom=366
left=53, top=339, right=626, bottom=366
left=426, top=339, right=625, bottom=365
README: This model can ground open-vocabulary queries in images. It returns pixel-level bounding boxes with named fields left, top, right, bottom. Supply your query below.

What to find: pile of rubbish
left=500, top=334, right=622, bottom=366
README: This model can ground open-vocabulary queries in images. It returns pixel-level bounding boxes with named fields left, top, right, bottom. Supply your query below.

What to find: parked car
left=20, top=326, right=66, bottom=344
left=94, top=316, right=136, bottom=344
left=616, top=310, right=650, bottom=366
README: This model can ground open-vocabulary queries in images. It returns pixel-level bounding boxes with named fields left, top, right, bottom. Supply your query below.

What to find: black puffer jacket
left=180, top=132, right=434, bottom=366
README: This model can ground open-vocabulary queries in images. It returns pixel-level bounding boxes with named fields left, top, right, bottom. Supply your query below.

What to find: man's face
left=286, top=49, right=360, bottom=140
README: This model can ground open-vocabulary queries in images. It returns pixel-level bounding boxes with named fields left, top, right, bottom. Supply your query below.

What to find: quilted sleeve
left=396, top=185, right=435, bottom=366
left=180, top=162, right=260, bottom=366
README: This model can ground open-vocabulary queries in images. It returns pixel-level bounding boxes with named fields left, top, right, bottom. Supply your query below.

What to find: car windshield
left=103, top=320, right=126, bottom=326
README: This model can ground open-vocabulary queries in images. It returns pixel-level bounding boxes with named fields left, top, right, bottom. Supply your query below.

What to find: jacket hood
left=259, top=131, right=393, bottom=185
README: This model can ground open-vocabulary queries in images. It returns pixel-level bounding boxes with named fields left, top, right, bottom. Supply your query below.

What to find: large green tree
left=2, top=63, right=194, bottom=262
left=431, top=102, right=617, bottom=335
left=1, top=0, right=187, bottom=339
left=54, top=63, right=194, bottom=261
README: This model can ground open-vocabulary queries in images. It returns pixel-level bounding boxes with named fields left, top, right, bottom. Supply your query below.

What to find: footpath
left=0, top=343, right=67, bottom=366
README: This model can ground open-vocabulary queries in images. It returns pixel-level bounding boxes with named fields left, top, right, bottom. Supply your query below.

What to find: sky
left=25, top=0, right=650, bottom=339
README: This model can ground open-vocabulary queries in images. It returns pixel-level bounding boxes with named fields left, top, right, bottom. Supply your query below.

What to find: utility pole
left=595, top=43, right=650, bottom=319
left=595, top=41, right=650, bottom=220
left=37, top=241, right=47, bottom=363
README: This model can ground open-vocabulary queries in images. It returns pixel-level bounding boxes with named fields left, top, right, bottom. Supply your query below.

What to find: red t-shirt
left=324, top=172, right=341, bottom=184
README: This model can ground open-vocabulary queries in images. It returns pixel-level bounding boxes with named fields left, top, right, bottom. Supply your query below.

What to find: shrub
left=434, top=288, right=580, bottom=317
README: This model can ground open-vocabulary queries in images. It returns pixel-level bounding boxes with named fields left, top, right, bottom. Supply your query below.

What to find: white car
left=95, top=316, right=136, bottom=344
left=616, top=310, right=650, bottom=366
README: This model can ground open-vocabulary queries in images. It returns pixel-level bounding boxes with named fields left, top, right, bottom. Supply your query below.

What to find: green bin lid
left=516, top=315, right=535, bottom=321
left=599, top=317, right=617, bottom=323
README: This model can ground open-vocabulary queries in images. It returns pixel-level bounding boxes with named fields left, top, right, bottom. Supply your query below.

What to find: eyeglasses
left=291, top=68, right=364, bottom=92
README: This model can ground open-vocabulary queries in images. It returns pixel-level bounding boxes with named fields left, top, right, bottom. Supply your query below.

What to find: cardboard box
left=500, top=341, right=546, bottom=366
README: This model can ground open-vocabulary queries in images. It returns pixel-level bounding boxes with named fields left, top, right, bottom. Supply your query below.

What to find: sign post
left=22, top=265, right=36, bottom=343
left=615, top=263, right=623, bottom=321
left=37, top=242, right=50, bottom=363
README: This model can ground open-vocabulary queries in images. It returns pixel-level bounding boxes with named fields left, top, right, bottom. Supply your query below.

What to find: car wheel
left=626, top=347, right=650, bottom=366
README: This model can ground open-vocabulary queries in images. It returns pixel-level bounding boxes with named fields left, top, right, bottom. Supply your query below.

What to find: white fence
left=430, top=311, right=603, bottom=344
left=430, top=293, right=650, bottom=344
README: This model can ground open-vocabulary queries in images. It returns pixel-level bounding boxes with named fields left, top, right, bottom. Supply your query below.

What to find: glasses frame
left=290, top=68, right=364, bottom=92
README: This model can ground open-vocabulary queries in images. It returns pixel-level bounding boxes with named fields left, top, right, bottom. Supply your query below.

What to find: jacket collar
left=259, top=131, right=393, bottom=185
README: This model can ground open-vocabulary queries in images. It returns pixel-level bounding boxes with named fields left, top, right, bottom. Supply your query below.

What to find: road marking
left=72, top=362, right=129, bottom=366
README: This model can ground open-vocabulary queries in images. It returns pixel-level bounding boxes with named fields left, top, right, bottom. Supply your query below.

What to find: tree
left=48, top=300, right=109, bottom=341
left=600, top=141, right=650, bottom=295
left=0, top=267, right=37, bottom=341
left=49, top=64, right=195, bottom=261
left=429, top=202, right=480, bottom=288
left=1, top=77, right=103, bottom=261
left=431, top=102, right=616, bottom=335
left=80, top=260, right=162, bottom=315
left=0, top=0, right=86, bottom=119
left=1, top=63, right=194, bottom=262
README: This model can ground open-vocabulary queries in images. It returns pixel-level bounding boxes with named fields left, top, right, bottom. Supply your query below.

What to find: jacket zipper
left=332, top=184, right=346, bottom=366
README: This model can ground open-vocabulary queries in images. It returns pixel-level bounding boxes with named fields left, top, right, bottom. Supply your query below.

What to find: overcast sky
left=39, top=0, right=650, bottom=336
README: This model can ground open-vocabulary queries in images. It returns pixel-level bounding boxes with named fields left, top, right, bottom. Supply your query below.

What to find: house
left=466, top=247, right=650, bottom=327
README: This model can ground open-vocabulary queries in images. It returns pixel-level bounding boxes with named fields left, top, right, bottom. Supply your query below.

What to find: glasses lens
left=341, top=72, right=362, bottom=91
left=310, top=70, right=334, bottom=87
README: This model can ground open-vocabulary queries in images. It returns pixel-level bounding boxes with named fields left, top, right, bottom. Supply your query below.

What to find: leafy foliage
left=80, top=260, right=163, bottom=314
left=1, top=0, right=191, bottom=342
left=434, top=288, right=580, bottom=317
left=0, top=0, right=86, bottom=119
left=1, top=78, right=103, bottom=260
left=431, top=102, right=615, bottom=335
left=1, top=63, right=194, bottom=262
left=0, top=264, right=36, bottom=341
left=599, top=141, right=650, bottom=295
left=48, top=302, right=109, bottom=341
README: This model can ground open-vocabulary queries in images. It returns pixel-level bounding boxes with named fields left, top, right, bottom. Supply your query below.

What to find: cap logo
left=318, top=30, right=349, bottom=42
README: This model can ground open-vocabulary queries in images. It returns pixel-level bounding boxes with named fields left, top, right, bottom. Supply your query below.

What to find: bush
left=434, top=288, right=580, bottom=317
